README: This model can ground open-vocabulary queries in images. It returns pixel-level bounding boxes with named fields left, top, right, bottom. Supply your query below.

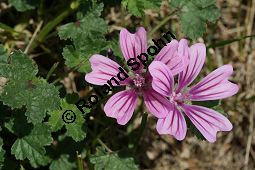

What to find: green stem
left=28, top=2, right=79, bottom=53
left=133, top=113, right=148, bottom=152
left=92, top=126, right=111, bottom=146
left=148, top=9, right=179, bottom=38
left=52, top=64, right=82, bottom=84
left=97, top=138, right=112, bottom=153
left=76, top=152, right=84, bottom=170
left=207, top=34, right=255, bottom=48
left=46, top=62, right=59, bottom=81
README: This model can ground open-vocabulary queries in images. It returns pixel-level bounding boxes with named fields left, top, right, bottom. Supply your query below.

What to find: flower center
left=133, top=74, right=145, bottom=88
left=169, top=92, right=187, bottom=105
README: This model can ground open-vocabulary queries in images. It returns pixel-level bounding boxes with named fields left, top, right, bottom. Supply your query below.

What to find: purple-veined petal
left=120, top=27, right=147, bottom=72
left=148, top=61, right=174, bottom=96
left=189, top=65, right=239, bottom=101
left=154, top=39, right=189, bottom=75
left=85, top=55, right=131, bottom=86
left=181, top=104, right=233, bottom=143
left=178, top=39, right=190, bottom=66
left=143, top=88, right=172, bottom=118
left=176, top=43, right=206, bottom=93
left=156, top=105, right=187, bottom=140
left=104, top=89, right=138, bottom=125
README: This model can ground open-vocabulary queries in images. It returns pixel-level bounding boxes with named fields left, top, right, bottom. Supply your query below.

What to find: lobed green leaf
left=0, top=49, right=60, bottom=124
left=11, top=123, right=52, bottom=168
left=49, top=154, right=75, bottom=170
left=171, top=0, right=220, bottom=39
left=9, top=0, right=38, bottom=12
left=122, top=0, right=161, bottom=16
left=58, top=3, right=108, bottom=73
left=90, top=147, right=139, bottom=170
left=48, top=99, right=87, bottom=142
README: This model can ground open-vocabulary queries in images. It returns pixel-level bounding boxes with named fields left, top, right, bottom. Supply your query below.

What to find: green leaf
left=62, top=45, right=91, bottom=72
left=49, top=154, right=75, bottom=170
left=122, top=0, right=144, bottom=16
left=122, top=0, right=161, bottom=16
left=58, top=3, right=108, bottom=72
left=170, top=0, right=189, bottom=8
left=109, top=39, right=122, bottom=59
left=65, top=93, right=80, bottom=104
left=171, top=0, right=220, bottom=39
left=8, top=0, right=38, bottom=12
left=200, top=5, right=220, bottom=23
left=11, top=123, right=53, bottom=168
left=58, top=3, right=107, bottom=42
left=90, top=147, right=139, bottom=170
left=143, top=0, right=162, bottom=9
left=192, top=100, right=228, bottom=116
left=0, top=45, right=8, bottom=62
left=0, top=50, right=37, bottom=85
left=0, top=50, right=60, bottom=124
left=193, top=0, right=216, bottom=8
left=0, top=138, right=5, bottom=169
left=212, top=105, right=228, bottom=117
left=25, top=78, right=60, bottom=123
left=4, top=112, right=33, bottom=136
left=48, top=99, right=87, bottom=142
left=192, top=100, right=220, bottom=108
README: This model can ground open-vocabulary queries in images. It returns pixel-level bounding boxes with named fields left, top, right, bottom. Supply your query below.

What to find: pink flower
left=85, top=27, right=188, bottom=125
left=149, top=43, right=239, bottom=142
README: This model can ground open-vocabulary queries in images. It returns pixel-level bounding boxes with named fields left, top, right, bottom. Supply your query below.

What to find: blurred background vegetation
left=0, top=0, right=254, bottom=169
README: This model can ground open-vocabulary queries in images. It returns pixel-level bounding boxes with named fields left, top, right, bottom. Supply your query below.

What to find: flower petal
left=178, top=39, right=190, bottom=66
left=104, top=89, right=138, bottom=125
left=156, top=105, right=187, bottom=140
left=148, top=61, right=174, bottom=96
left=120, top=27, right=147, bottom=72
left=85, top=54, right=131, bottom=86
left=176, top=43, right=206, bottom=93
left=181, top=104, right=233, bottom=143
left=143, top=89, right=172, bottom=118
left=188, top=65, right=239, bottom=101
left=154, top=39, right=189, bottom=75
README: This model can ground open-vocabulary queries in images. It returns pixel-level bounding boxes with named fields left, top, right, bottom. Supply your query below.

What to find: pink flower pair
left=85, top=27, right=239, bottom=142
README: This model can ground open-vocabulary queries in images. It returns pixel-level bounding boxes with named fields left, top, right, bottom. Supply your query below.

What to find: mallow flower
left=149, top=43, right=239, bottom=142
left=85, top=27, right=188, bottom=125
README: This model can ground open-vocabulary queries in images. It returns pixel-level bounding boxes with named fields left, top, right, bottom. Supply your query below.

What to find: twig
left=24, top=21, right=43, bottom=54
left=30, top=52, right=47, bottom=58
